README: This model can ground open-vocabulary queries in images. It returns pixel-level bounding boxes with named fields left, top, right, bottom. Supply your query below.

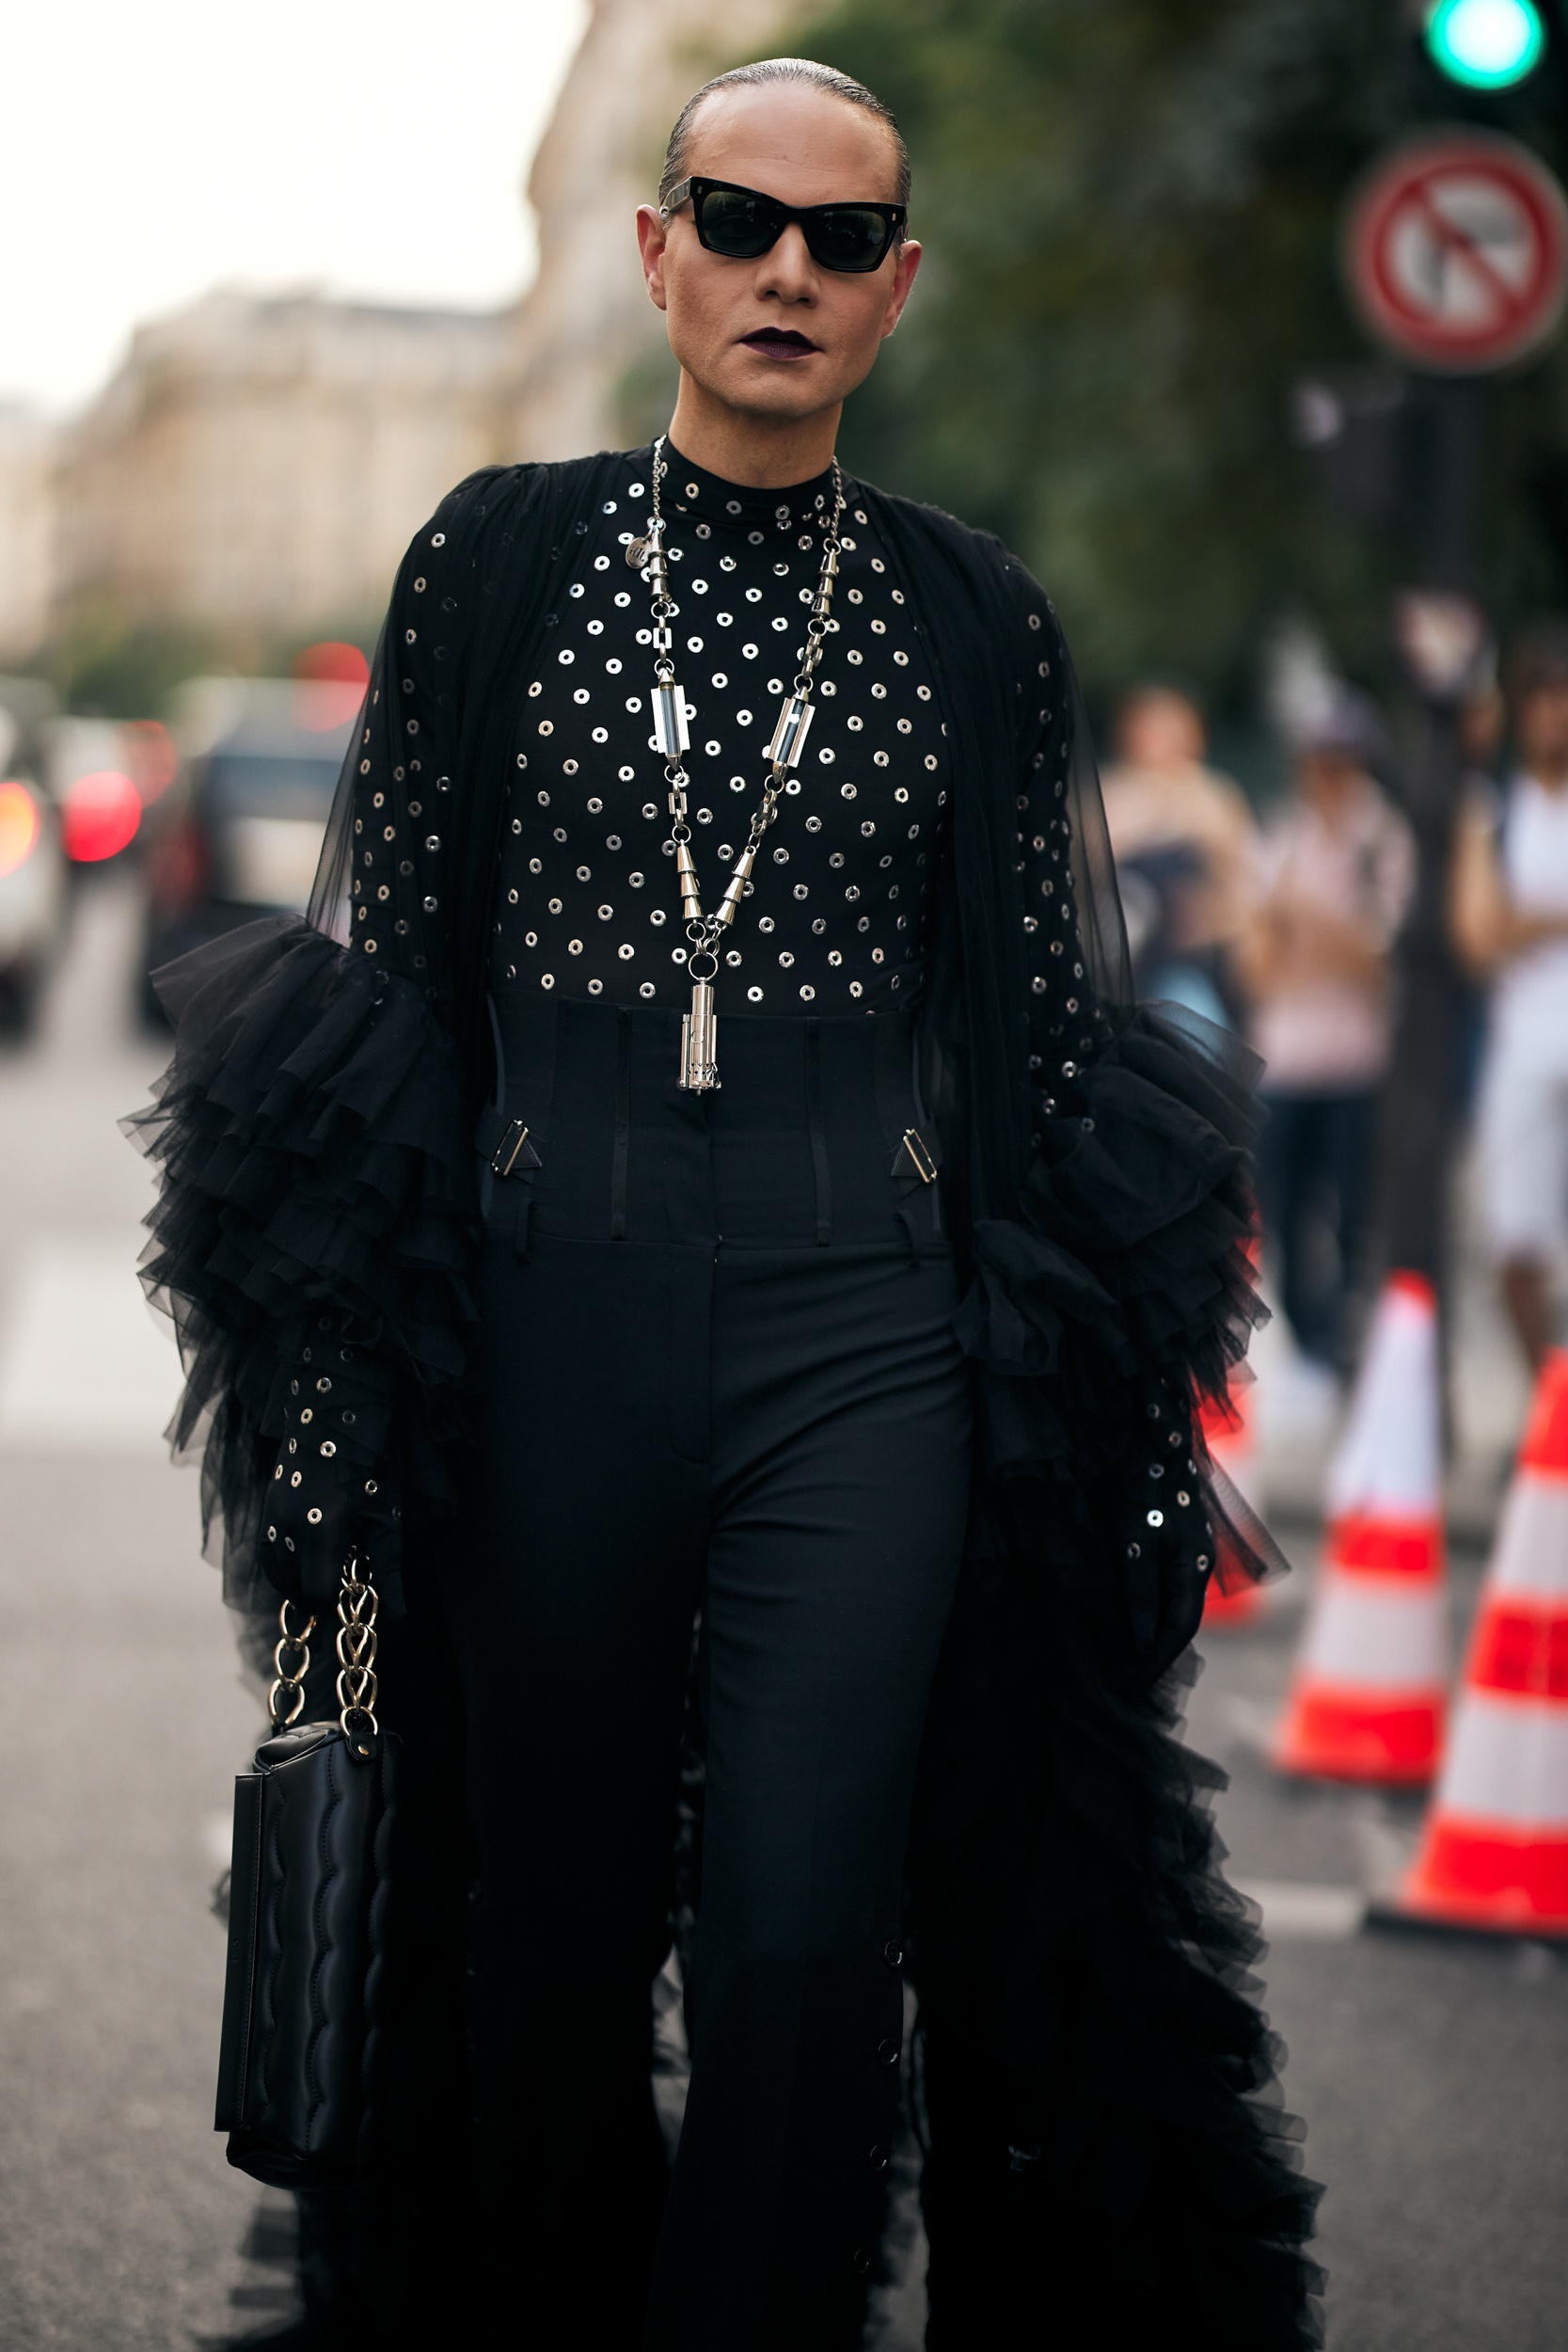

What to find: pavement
left=0, top=874, right=298, bottom=2348
left=1, top=871, right=1565, bottom=2351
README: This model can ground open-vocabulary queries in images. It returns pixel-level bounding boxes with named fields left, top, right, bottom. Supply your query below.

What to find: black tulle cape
left=126, top=919, right=479, bottom=1645
left=130, top=451, right=1322, bottom=2344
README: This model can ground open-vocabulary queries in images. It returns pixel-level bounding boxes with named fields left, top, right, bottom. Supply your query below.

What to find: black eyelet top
left=489, top=443, right=950, bottom=1012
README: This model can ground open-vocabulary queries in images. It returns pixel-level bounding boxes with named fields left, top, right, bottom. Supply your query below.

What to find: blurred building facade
left=507, top=0, right=799, bottom=459
left=0, top=406, right=56, bottom=662
left=0, top=0, right=799, bottom=668
left=54, top=292, right=513, bottom=653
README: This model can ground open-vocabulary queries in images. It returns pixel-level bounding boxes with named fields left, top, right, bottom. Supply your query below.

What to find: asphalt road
left=1, top=873, right=1564, bottom=2351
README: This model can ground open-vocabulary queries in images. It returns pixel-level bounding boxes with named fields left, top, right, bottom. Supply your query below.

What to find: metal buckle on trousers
left=490, top=1119, right=541, bottom=1178
left=897, top=1127, right=941, bottom=1185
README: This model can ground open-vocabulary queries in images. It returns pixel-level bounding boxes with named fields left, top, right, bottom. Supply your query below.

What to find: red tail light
left=61, top=770, right=141, bottom=862
left=293, top=641, right=370, bottom=732
left=0, top=781, right=40, bottom=878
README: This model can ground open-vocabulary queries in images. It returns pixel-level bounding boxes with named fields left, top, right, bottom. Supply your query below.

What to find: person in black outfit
left=134, top=56, right=1322, bottom=2352
left=458, top=455, right=974, bottom=2347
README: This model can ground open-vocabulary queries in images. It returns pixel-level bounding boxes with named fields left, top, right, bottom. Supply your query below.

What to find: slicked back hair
left=657, top=57, right=910, bottom=219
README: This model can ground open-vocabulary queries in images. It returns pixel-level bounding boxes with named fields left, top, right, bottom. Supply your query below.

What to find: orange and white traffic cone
left=1391, top=1348, right=1568, bottom=1934
left=1272, top=1270, right=1448, bottom=1784
left=1200, top=1380, right=1264, bottom=1628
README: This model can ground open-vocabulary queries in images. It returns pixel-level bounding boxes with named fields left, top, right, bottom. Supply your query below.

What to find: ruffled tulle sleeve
left=124, top=470, right=533, bottom=1637
left=961, top=1008, right=1260, bottom=1450
left=959, top=573, right=1276, bottom=1609
left=125, top=915, right=480, bottom=1632
left=934, top=965, right=1320, bottom=2347
left=890, top=517, right=1320, bottom=2351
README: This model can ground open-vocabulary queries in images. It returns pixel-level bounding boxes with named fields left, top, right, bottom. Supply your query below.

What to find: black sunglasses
left=661, top=176, right=907, bottom=275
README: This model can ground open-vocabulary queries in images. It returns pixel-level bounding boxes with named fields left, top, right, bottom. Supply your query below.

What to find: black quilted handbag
left=214, top=1550, right=400, bottom=2187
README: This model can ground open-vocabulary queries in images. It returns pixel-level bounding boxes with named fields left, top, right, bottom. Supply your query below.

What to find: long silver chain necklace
left=626, top=434, right=846, bottom=1092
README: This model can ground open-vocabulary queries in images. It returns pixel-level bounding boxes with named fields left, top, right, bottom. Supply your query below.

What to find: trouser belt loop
left=488, top=993, right=507, bottom=1102
left=610, top=1008, right=632, bottom=1242
left=531, top=998, right=558, bottom=1146
left=805, top=1020, right=832, bottom=1247
left=873, top=1008, right=909, bottom=1161
left=515, top=999, right=558, bottom=1262
left=912, top=1025, right=943, bottom=1239
left=479, top=994, right=507, bottom=1228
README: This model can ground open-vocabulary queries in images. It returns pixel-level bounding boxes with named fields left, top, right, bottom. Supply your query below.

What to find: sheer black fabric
left=131, top=448, right=1320, bottom=2344
left=123, top=919, right=477, bottom=1641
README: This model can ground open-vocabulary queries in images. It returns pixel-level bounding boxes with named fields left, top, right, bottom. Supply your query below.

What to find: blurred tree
left=40, top=600, right=376, bottom=719
left=791, top=0, right=1568, bottom=709
left=47, top=598, right=222, bottom=720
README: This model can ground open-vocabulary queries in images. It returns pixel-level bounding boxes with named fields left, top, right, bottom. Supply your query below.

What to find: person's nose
left=754, top=222, right=818, bottom=305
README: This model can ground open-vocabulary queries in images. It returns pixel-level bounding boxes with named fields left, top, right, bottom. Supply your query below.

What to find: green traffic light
left=1425, top=0, right=1547, bottom=87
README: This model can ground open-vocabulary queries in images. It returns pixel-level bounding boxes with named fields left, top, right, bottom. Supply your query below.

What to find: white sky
left=1, top=0, right=588, bottom=415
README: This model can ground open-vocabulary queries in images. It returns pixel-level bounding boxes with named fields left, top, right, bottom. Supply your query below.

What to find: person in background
left=1451, top=624, right=1568, bottom=1372
left=1237, top=689, right=1414, bottom=1381
left=1100, top=682, right=1258, bottom=1027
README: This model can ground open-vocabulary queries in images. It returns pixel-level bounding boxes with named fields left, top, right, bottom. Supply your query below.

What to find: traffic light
left=1424, top=0, right=1547, bottom=88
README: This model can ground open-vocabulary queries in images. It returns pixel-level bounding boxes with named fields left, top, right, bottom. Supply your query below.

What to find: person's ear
left=880, top=239, right=922, bottom=341
left=635, top=205, right=671, bottom=314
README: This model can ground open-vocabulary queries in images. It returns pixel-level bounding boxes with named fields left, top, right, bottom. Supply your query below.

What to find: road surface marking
left=0, top=1236, right=182, bottom=1453
left=1235, top=1880, right=1367, bottom=1939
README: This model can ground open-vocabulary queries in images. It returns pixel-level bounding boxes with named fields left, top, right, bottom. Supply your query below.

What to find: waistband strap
left=610, top=1009, right=631, bottom=1243
left=474, top=992, right=943, bottom=1252
left=805, top=1022, right=832, bottom=1248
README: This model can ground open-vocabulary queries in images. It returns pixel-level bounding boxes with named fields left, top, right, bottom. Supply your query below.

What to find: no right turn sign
left=1343, top=128, right=1568, bottom=373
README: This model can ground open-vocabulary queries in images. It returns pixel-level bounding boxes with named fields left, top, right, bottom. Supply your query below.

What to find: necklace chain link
left=626, top=434, right=846, bottom=1089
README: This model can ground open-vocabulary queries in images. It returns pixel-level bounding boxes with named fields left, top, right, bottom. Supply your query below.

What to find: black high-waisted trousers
left=446, top=990, right=972, bottom=2350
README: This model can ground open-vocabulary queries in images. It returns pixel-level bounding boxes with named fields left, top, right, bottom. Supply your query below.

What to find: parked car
left=0, top=686, right=69, bottom=1036
left=140, top=679, right=354, bottom=1024
left=0, top=776, right=68, bottom=1035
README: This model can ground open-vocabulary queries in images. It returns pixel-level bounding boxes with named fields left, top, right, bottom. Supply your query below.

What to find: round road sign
left=1343, top=128, right=1568, bottom=373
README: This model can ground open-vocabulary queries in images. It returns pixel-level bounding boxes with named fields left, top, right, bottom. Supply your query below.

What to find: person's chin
left=715, top=353, right=837, bottom=415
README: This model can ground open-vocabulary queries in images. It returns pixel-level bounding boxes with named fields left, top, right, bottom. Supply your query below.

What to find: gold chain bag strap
left=215, top=1547, right=401, bottom=2186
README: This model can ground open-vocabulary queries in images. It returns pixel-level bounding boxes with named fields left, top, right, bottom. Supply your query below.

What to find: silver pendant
left=639, top=436, right=846, bottom=1083
left=766, top=691, right=815, bottom=769
left=678, top=978, right=720, bottom=1092
left=653, top=679, right=689, bottom=759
